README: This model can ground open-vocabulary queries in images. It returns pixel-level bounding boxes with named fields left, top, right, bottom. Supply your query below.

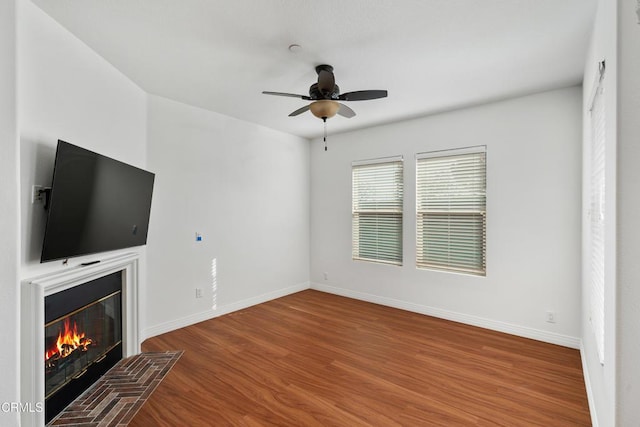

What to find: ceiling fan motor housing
left=309, top=83, right=340, bottom=100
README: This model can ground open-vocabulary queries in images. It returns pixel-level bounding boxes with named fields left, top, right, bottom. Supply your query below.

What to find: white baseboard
left=311, top=282, right=581, bottom=349
left=140, top=281, right=310, bottom=341
left=580, top=340, right=598, bottom=427
left=141, top=280, right=581, bottom=350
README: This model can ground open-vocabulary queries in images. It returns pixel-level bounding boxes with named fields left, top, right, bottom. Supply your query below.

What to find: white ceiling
left=32, top=0, right=596, bottom=140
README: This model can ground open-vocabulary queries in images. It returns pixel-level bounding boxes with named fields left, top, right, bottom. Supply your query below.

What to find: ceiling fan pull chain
left=323, top=117, right=328, bottom=151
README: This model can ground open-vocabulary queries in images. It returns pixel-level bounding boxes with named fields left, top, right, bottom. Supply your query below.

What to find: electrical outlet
left=546, top=311, right=556, bottom=323
left=195, top=288, right=203, bottom=299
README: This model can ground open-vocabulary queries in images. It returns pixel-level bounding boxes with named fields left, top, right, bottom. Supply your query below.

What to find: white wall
left=16, top=1, right=310, bottom=409
left=616, top=0, right=640, bottom=423
left=144, top=95, right=310, bottom=337
left=19, top=0, right=148, bottom=281
left=0, top=0, right=20, bottom=425
left=16, top=6, right=148, bottom=424
left=581, top=0, right=617, bottom=424
left=311, top=87, right=583, bottom=347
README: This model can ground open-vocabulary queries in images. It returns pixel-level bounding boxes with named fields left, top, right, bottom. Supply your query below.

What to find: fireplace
left=44, top=271, right=123, bottom=423
left=21, top=253, right=140, bottom=427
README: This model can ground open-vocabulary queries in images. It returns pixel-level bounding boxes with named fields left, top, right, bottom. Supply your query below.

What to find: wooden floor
left=130, top=290, right=591, bottom=426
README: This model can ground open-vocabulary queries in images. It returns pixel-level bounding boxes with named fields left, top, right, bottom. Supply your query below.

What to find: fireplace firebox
left=44, top=271, right=123, bottom=423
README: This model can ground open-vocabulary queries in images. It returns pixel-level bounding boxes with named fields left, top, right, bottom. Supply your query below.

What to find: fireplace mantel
left=21, top=253, right=141, bottom=427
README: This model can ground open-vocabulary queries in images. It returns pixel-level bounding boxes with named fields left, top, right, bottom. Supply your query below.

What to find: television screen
left=41, top=140, right=155, bottom=262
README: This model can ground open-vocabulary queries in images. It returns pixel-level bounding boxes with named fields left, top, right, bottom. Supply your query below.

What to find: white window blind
left=416, top=146, right=486, bottom=276
left=352, top=157, right=403, bottom=265
left=589, top=80, right=606, bottom=364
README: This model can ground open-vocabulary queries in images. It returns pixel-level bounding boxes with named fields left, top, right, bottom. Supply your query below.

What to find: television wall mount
left=32, top=185, right=52, bottom=210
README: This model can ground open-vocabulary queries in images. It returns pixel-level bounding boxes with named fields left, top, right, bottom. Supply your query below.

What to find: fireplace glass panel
left=44, top=291, right=122, bottom=400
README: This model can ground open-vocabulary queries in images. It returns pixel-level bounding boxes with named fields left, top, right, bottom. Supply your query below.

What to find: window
left=352, top=157, right=403, bottom=265
left=416, top=146, right=486, bottom=275
left=589, top=67, right=606, bottom=364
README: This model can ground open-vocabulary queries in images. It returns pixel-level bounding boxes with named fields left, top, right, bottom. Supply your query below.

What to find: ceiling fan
left=262, top=64, right=387, bottom=121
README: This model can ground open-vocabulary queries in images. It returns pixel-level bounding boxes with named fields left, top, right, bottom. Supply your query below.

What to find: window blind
left=416, top=147, right=486, bottom=275
left=589, top=82, right=605, bottom=364
left=352, top=157, right=403, bottom=265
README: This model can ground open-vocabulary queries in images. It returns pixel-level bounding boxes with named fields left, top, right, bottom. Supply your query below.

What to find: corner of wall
left=579, top=340, right=599, bottom=427
left=0, top=0, right=21, bottom=425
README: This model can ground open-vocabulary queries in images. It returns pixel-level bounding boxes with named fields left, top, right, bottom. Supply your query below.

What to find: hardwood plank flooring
left=130, top=290, right=591, bottom=426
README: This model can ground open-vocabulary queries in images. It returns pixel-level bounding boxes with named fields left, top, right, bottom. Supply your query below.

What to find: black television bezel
left=40, top=140, right=155, bottom=263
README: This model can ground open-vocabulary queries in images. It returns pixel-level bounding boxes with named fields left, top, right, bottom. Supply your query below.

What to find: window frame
left=352, top=156, right=404, bottom=266
left=588, top=66, right=606, bottom=365
left=415, top=146, right=487, bottom=276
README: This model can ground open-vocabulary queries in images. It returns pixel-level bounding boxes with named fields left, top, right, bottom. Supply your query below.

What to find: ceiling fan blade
left=317, top=70, right=335, bottom=96
left=263, top=91, right=311, bottom=100
left=338, top=90, right=388, bottom=101
left=288, top=105, right=311, bottom=117
left=337, top=103, right=356, bottom=118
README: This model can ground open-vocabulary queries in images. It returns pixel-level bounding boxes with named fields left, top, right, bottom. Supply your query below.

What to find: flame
left=45, top=318, right=92, bottom=362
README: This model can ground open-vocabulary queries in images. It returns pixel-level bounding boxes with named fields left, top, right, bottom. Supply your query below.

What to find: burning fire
left=45, top=318, right=93, bottom=362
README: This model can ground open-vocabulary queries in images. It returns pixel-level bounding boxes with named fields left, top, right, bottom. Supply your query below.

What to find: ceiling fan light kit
left=309, top=100, right=340, bottom=119
left=262, top=64, right=388, bottom=150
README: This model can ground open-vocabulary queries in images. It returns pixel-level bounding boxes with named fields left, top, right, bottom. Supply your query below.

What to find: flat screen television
left=41, top=140, right=155, bottom=263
